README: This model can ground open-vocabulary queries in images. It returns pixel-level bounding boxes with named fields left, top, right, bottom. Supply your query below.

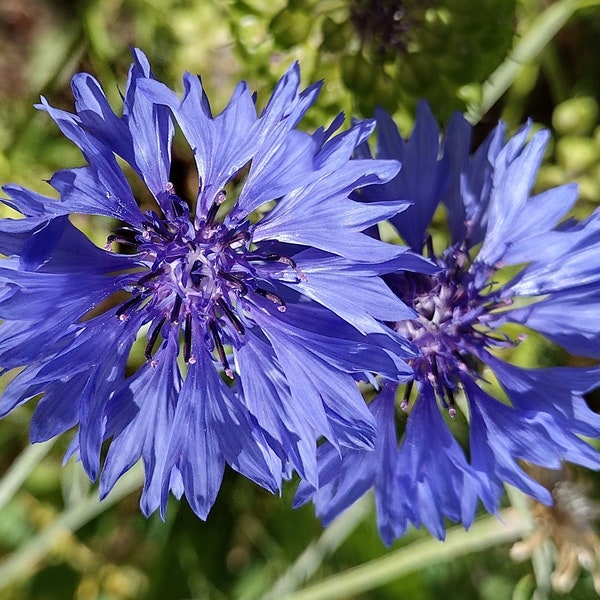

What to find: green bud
left=234, top=15, right=268, bottom=53
left=340, top=52, right=377, bottom=95
left=553, top=96, right=599, bottom=136
left=321, top=16, right=352, bottom=53
left=536, top=164, right=567, bottom=190
left=555, top=136, right=600, bottom=174
left=577, top=173, right=600, bottom=202
left=270, top=9, right=312, bottom=48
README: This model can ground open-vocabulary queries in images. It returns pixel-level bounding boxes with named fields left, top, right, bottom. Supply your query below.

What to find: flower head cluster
left=0, top=50, right=427, bottom=518
left=510, top=466, right=600, bottom=595
left=296, top=102, right=600, bottom=543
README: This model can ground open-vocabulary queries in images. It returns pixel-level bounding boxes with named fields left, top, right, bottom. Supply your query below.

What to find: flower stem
left=0, top=440, right=56, bottom=513
left=266, top=496, right=371, bottom=598
left=466, top=0, right=586, bottom=125
left=280, top=509, right=522, bottom=600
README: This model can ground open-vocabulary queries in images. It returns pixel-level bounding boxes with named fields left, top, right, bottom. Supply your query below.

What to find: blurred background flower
left=510, top=465, right=600, bottom=596
left=2, top=0, right=600, bottom=598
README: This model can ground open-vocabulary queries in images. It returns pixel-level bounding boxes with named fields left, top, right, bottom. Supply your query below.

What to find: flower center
left=391, top=241, right=512, bottom=413
left=107, top=186, right=294, bottom=374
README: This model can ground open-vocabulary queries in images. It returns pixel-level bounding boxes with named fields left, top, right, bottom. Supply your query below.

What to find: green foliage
left=225, top=0, right=516, bottom=122
left=2, top=0, right=600, bottom=598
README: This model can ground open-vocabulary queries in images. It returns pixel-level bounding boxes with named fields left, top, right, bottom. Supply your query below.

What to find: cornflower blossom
left=0, top=50, right=429, bottom=519
left=296, top=102, right=600, bottom=543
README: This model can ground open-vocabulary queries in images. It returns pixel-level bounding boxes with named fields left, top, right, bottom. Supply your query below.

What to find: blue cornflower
left=296, top=102, right=600, bottom=543
left=0, top=50, right=426, bottom=519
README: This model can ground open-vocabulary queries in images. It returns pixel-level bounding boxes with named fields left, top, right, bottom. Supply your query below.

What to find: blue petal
left=371, top=384, right=406, bottom=545
left=139, top=73, right=259, bottom=218
left=235, top=331, right=318, bottom=484
left=64, top=313, right=142, bottom=479
left=293, top=441, right=375, bottom=527
left=484, top=353, right=600, bottom=438
left=504, top=284, right=600, bottom=358
left=0, top=212, right=133, bottom=276
left=161, top=342, right=281, bottom=519
left=19, top=217, right=67, bottom=271
left=453, top=122, right=505, bottom=247
left=252, top=310, right=377, bottom=450
left=373, top=102, right=446, bottom=251
left=252, top=157, right=408, bottom=262
left=497, top=184, right=579, bottom=266
left=124, top=49, right=174, bottom=197
left=294, top=383, right=400, bottom=541
left=258, top=63, right=321, bottom=138
left=479, top=127, right=549, bottom=266
left=244, top=297, right=414, bottom=381
left=281, top=253, right=416, bottom=335
left=395, top=385, right=482, bottom=540
left=71, top=49, right=174, bottom=200
left=464, top=377, right=600, bottom=505
left=71, top=72, right=133, bottom=163
left=1, top=184, right=66, bottom=218
left=38, top=100, right=144, bottom=224
left=232, top=130, right=317, bottom=219
left=440, top=111, right=471, bottom=243
left=314, top=119, right=375, bottom=171
left=30, top=374, right=87, bottom=442
left=0, top=267, right=125, bottom=322
left=506, top=209, right=600, bottom=295
left=100, top=340, right=181, bottom=513
left=0, top=318, right=78, bottom=371
left=160, top=348, right=226, bottom=519
left=50, top=166, right=143, bottom=225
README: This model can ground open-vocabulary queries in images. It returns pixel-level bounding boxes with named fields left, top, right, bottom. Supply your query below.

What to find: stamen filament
left=255, top=288, right=286, bottom=312
left=217, top=298, right=246, bottom=335
left=169, top=294, right=183, bottom=324
left=401, top=379, right=414, bottom=411
left=136, top=268, right=164, bottom=290
left=116, top=294, right=143, bottom=320
left=205, top=190, right=226, bottom=227
left=145, top=317, right=166, bottom=360
left=183, top=313, right=193, bottom=363
left=219, top=271, right=249, bottom=295
left=209, top=320, right=234, bottom=378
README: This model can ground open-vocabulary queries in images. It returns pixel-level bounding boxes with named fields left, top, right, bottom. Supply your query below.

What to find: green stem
left=466, top=0, right=585, bottom=125
left=506, top=485, right=552, bottom=600
left=280, top=509, right=523, bottom=600
left=0, top=440, right=56, bottom=513
left=0, top=464, right=144, bottom=590
left=265, top=496, right=371, bottom=598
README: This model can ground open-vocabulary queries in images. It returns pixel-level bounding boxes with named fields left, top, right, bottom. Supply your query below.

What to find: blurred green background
left=2, top=0, right=600, bottom=598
